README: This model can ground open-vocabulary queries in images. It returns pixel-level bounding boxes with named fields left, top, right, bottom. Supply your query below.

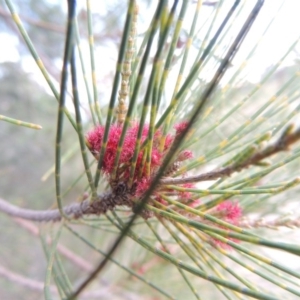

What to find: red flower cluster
left=86, top=123, right=243, bottom=250
left=174, top=121, right=189, bottom=135
left=211, top=201, right=242, bottom=249
left=86, top=122, right=193, bottom=193
left=178, top=183, right=195, bottom=200
left=216, top=201, right=242, bottom=224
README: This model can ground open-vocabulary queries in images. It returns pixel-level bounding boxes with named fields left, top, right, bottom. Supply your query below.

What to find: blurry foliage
left=0, top=1, right=300, bottom=300
left=0, top=62, right=56, bottom=202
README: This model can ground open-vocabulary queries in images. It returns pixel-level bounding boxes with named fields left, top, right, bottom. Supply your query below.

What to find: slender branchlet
left=116, top=1, right=138, bottom=125
left=240, top=217, right=300, bottom=229
left=0, top=182, right=133, bottom=222
left=161, top=125, right=300, bottom=185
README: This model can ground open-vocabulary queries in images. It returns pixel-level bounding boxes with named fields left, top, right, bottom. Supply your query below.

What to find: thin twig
left=13, top=218, right=94, bottom=272
left=0, top=264, right=57, bottom=293
left=0, top=7, right=64, bottom=32
left=160, top=126, right=300, bottom=185
left=0, top=7, right=120, bottom=41
left=0, top=197, right=89, bottom=221
left=0, top=263, right=136, bottom=299
left=240, top=217, right=300, bottom=229
left=0, top=187, right=129, bottom=222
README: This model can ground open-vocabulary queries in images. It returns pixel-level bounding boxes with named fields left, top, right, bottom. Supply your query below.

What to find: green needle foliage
left=1, top=0, right=300, bottom=299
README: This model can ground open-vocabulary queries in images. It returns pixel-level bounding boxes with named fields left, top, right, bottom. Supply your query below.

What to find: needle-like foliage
left=1, top=0, right=300, bottom=299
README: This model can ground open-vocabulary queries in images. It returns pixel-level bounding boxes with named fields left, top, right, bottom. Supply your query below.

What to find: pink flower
left=163, top=134, right=174, bottom=150
left=216, top=201, right=242, bottom=224
left=85, top=125, right=105, bottom=156
left=86, top=121, right=194, bottom=199
left=174, top=121, right=189, bottom=135
left=212, top=238, right=235, bottom=250
left=155, top=195, right=168, bottom=206
left=151, top=148, right=163, bottom=166
left=135, top=177, right=151, bottom=196
left=177, top=150, right=193, bottom=161
left=208, top=201, right=242, bottom=249
left=178, top=183, right=195, bottom=200
left=86, top=124, right=123, bottom=173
